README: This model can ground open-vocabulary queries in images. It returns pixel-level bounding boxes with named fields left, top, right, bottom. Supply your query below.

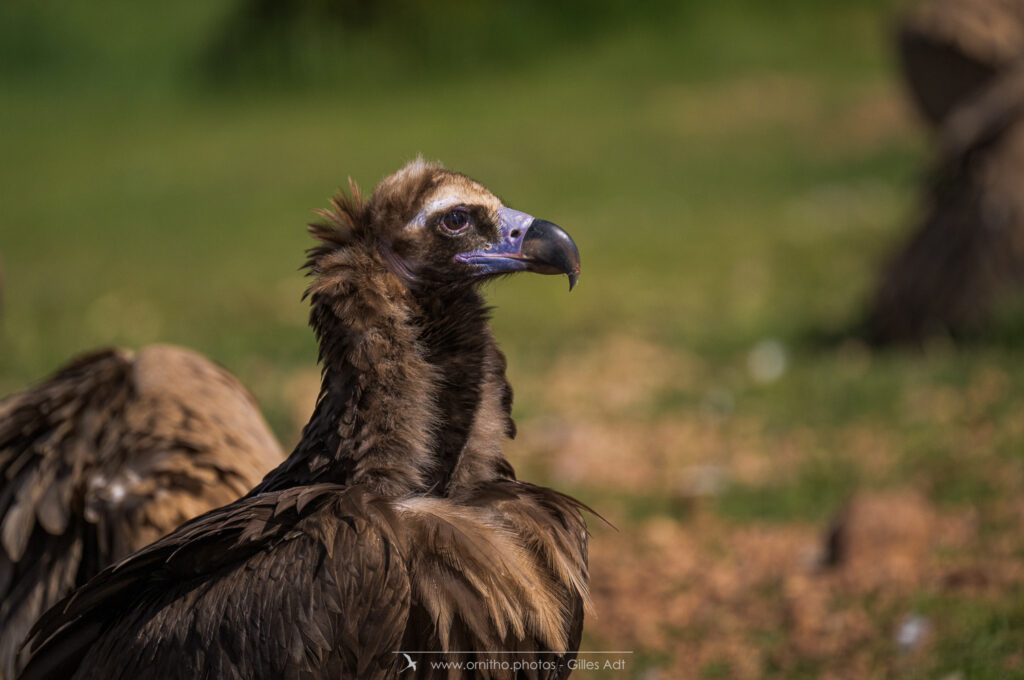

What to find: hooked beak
left=454, top=207, right=581, bottom=290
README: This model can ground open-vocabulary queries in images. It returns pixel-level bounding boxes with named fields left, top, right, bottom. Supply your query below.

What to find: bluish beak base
left=455, top=208, right=581, bottom=290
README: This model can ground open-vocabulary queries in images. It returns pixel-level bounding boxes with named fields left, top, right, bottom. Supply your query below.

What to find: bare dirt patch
left=504, top=335, right=1024, bottom=678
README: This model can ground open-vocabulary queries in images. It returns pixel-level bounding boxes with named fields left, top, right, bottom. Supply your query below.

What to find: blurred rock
left=894, top=613, right=931, bottom=651
left=823, top=490, right=936, bottom=588
left=747, top=339, right=787, bottom=383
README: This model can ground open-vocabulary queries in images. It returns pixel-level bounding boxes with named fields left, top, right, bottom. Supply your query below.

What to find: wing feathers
left=396, top=483, right=589, bottom=656
left=20, top=479, right=587, bottom=679
left=2, top=346, right=283, bottom=680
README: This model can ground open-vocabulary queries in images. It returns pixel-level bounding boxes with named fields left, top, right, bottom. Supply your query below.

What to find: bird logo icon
left=399, top=653, right=418, bottom=673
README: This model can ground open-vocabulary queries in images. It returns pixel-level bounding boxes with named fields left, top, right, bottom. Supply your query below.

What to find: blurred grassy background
left=2, top=0, right=1023, bottom=677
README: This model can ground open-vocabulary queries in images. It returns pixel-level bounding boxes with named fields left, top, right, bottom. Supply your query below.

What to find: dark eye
left=440, top=209, right=472, bottom=234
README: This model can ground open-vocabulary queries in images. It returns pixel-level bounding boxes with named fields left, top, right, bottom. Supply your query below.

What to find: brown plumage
left=898, top=0, right=1024, bottom=127
left=0, top=345, right=283, bottom=680
left=18, top=160, right=589, bottom=680
left=866, top=58, right=1024, bottom=344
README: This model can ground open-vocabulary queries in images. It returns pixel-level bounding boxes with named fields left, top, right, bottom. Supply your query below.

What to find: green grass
left=915, top=593, right=1024, bottom=680
left=0, top=0, right=920, bottom=385
left=717, top=455, right=862, bottom=523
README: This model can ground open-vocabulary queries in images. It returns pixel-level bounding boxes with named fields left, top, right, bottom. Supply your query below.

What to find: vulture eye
left=440, top=208, right=472, bottom=235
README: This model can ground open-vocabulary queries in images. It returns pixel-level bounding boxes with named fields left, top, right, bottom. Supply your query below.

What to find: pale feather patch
left=387, top=156, right=436, bottom=186
left=393, top=496, right=570, bottom=651
left=406, top=188, right=504, bottom=232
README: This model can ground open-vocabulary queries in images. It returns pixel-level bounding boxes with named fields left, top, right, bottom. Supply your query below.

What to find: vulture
left=0, top=345, right=283, bottom=680
left=865, top=0, right=1024, bottom=343
left=18, top=159, right=589, bottom=680
left=897, top=0, right=1024, bottom=128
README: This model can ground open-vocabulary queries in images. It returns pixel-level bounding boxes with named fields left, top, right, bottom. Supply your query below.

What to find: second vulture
left=19, top=160, right=590, bottom=679
left=0, top=345, right=283, bottom=680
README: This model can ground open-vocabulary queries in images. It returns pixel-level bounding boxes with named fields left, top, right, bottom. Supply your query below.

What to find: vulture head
left=310, top=158, right=581, bottom=294
left=260, top=158, right=582, bottom=496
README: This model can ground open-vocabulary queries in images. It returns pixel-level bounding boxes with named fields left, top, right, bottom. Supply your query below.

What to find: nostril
left=510, top=229, right=521, bottom=239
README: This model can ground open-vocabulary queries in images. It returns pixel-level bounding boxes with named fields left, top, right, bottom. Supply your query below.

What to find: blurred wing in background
left=866, top=0, right=1024, bottom=343
left=898, top=0, right=1024, bottom=127
left=0, top=345, right=283, bottom=680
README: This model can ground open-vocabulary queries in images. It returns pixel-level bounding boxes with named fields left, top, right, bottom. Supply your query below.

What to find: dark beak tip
left=522, top=218, right=582, bottom=290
